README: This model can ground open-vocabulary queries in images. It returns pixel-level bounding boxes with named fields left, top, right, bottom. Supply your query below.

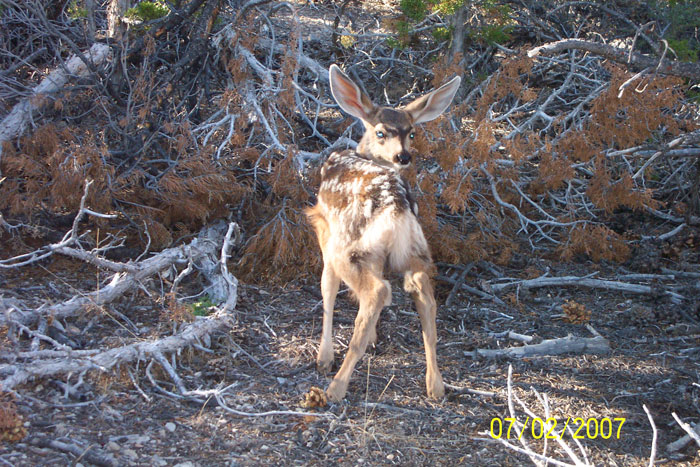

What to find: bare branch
left=643, top=405, right=658, bottom=467
left=467, top=335, right=610, bottom=358
left=529, top=39, right=700, bottom=80
left=489, top=274, right=685, bottom=303
left=669, top=413, right=700, bottom=451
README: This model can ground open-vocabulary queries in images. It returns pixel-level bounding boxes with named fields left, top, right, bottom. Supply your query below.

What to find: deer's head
left=329, top=64, right=461, bottom=170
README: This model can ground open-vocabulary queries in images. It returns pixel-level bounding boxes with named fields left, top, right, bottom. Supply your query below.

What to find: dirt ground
left=2, top=228, right=700, bottom=466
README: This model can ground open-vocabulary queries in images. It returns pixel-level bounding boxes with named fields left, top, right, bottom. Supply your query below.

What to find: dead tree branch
left=27, top=436, right=117, bottom=467
left=668, top=413, right=700, bottom=452
left=0, top=43, right=111, bottom=164
left=0, top=305, right=235, bottom=391
left=488, top=274, right=685, bottom=304
left=0, top=220, right=240, bottom=391
left=528, top=39, right=700, bottom=81
left=466, top=334, right=610, bottom=359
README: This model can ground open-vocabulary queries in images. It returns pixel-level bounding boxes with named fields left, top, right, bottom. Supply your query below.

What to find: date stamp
left=490, top=417, right=626, bottom=440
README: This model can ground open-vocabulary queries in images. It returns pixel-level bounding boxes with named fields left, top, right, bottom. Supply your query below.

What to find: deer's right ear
left=329, top=64, right=375, bottom=121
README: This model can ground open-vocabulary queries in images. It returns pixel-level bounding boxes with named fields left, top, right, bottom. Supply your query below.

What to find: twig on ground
left=669, top=413, right=700, bottom=452
left=443, top=382, right=496, bottom=397
left=27, top=436, right=116, bottom=467
left=488, top=330, right=535, bottom=343
left=489, top=365, right=592, bottom=466
left=435, top=274, right=506, bottom=305
left=643, top=405, right=658, bottom=467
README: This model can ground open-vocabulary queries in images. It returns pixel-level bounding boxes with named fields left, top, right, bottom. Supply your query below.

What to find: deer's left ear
left=404, top=76, right=461, bottom=124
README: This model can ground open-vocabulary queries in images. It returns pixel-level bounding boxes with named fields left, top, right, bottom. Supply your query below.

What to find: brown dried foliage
left=1, top=8, right=697, bottom=288
left=0, top=392, right=26, bottom=443
left=163, top=292, right=195, bottom=323
left=239, top=202, right=320, bottom=282
left=475, top=55, right=535, bottom=122
left=430, top=57, right=692, bottom=265
left=589, top=66, right=683, bottom=149
left=559, top=224, right=630, bottom=263
left=0, top=94, right=250, bottom=254
left=586, top=160, right=657, bottom=214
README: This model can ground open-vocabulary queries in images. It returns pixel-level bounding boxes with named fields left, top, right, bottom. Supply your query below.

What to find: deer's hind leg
left=325, top=260, right=390, bottom=402
left=404, top=256, right=444, bottom=399
left=307, top=206, right=341, bottom=374
left=317, top=263, right=340, bottom=373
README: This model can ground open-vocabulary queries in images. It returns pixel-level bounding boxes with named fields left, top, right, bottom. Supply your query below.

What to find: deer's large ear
left=329, top=64, right=375, bottom=121
left=404, top=76, right=461, bottom=124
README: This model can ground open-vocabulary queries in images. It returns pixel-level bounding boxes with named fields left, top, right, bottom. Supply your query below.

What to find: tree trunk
left=449, top=6, right=467, bottom=62
left=107, top=0, right=130, bottom=39
left=85, top=0, right=96, bottom=42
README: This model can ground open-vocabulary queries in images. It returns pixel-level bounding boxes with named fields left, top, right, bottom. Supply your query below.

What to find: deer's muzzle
left=395, top=152, right=412, bottom=166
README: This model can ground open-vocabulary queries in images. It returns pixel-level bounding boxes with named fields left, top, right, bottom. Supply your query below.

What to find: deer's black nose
left=396, top=152, right=411, bottom=165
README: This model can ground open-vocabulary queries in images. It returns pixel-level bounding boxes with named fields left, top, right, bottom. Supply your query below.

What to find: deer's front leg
left=317, top=264, right=340, bottom=374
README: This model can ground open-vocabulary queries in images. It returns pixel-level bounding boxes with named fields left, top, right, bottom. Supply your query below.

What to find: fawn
left=305, top=64, right=461, bottom=402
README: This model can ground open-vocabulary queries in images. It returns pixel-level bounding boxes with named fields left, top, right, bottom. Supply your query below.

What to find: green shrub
left=431, top=0, right=466, bottom=15
left=190, top=297, right=216, bottom=316
left=667, top=38, right=698, bottom=62
left=652, top=0, right=700, bottom=62
left=67, top=0, right=88, bottom=19
left=125, top=1, right=169, bottom=22
left=400, top=0, right=429, bottom=21
left=389, top=0, right=513, bottom=50
left=387, top=19, right=413, bottom=49
left=478, top=23, right=512, bottom=45
left=432, top=26, right=453, bottom=43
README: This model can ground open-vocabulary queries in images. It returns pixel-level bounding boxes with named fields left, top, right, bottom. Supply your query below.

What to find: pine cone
left=562, top=300, right=591, bottom=324
left=301, top=386, right=327, bottom=408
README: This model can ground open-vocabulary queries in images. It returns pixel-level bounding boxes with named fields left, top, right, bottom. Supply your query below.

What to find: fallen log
left=465, top=334, right=611, bottom=359
left=529, top=39, right=700, bottom=81
left=0, top=43, right=111, bottom=164
left=488, top=275, right=685, bottom=304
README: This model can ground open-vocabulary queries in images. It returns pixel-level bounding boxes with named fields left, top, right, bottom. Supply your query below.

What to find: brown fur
left=307, top=65, right=460, bottom=402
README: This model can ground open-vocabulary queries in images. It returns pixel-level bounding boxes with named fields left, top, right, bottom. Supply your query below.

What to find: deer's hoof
left=316, top=358, right=333, bottom=374
left=325, top=380, right=347, bottom=403
left=426, top=373, right=445, bottom=399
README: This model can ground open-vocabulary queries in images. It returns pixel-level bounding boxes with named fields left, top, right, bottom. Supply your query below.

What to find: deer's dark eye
left=376, top=131, right=385, bottom=139
left=409, top=132, right=415, bottom=140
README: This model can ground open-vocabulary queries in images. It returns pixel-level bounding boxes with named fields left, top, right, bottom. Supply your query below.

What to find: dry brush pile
left=1, top=0, right=699, bottom=276
left=1, top=0, right=700, bottom=449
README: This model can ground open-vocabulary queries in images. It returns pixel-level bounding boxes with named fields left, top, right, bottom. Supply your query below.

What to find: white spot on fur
left=363, top=199, right=373, bottom=218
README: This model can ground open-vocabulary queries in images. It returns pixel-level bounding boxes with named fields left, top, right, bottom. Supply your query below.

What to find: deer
left=305, top=64, right=461, bottom=402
